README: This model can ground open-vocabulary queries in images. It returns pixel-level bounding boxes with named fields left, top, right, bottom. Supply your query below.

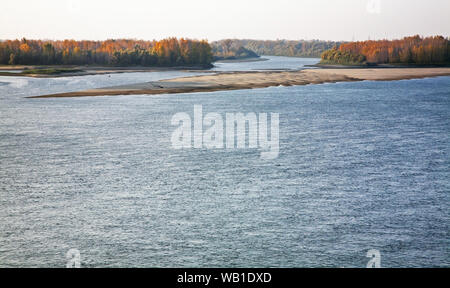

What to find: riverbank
left=27, top=68, right=450, bottom=98
left=214, top=57, right=268, bottom=63
left=0, top=65, right=213, bottom=78
left=310, top=68, right=450, bottom=81
left=309, top=63, right=450, bottom=69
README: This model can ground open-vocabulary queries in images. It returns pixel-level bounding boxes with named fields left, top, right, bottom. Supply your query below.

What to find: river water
left=0, top=57, right=449, bottom=267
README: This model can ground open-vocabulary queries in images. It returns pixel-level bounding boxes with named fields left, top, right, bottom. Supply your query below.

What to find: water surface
left=213, top=55, right=319, bottom=71
left=0, top=57, right=449, bottom=267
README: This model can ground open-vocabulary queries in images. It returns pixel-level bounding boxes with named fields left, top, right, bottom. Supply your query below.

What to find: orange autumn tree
left=321, top=35, right=450, bottom=65
left=0, top=38, right=213, bottom=67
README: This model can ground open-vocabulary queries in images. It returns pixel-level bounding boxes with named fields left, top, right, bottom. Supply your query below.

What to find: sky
left=1, top=0, right=449, bottom=41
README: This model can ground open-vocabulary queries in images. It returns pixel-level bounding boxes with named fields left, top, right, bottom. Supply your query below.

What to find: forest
left=3, top=36, right=448, bottom=67
left=212, top=44, right=259, bottom=61
left=211, top=39, right=341, bottom=58
left=0, top=38, right=213, bottom=67
left=321, top=35, right=450, bottom=65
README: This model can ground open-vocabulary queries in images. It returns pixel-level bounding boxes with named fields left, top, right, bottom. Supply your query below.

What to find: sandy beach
left=28, top=68, right=450, bottom=98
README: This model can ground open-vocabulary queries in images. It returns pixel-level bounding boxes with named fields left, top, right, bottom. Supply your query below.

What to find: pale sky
left=1, top=0, right=449, bottom=41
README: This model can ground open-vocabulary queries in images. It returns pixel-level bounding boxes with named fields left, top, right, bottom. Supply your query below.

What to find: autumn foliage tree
left=0, top=38, right=213, bottom=67
left=321, top=35, right=450, bottom=65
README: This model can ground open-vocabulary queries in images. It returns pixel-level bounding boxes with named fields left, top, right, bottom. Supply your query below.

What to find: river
left=0, top=57, right=448, bottom=267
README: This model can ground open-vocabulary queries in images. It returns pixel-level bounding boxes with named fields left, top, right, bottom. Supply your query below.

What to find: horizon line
left=1, top=34, right=449, bottom=43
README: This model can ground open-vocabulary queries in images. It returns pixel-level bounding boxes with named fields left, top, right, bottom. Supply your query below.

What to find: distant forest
left=211, top=39, right=341, bottom=58
left=321, top=35, right=450, bottom=65
left=2, top=36, right=449, bottom=67
left=212, top=44, right=259, bottom=61
left=0, top=38, right=213, bottom=67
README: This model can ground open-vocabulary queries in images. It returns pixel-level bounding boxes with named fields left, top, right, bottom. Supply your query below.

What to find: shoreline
left=214, top=57, right=269, bottom=63
left=0, top=65, right=213, bottom=78
left=308, top=63, right=450, bottom=69
left=27, top=68, right=450, bottom=98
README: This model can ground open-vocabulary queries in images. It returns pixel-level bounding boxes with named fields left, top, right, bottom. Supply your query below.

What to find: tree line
left=0, top=38, right=213, bottom=67
left=212, top=42, right=259, bottom=60
left=321, top=35, right=450, bottom=65
left=211, top=39, right=342, bottom=58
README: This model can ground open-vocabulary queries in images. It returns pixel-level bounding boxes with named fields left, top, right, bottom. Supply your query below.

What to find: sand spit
left=28, top=68, right=450, bottom=98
